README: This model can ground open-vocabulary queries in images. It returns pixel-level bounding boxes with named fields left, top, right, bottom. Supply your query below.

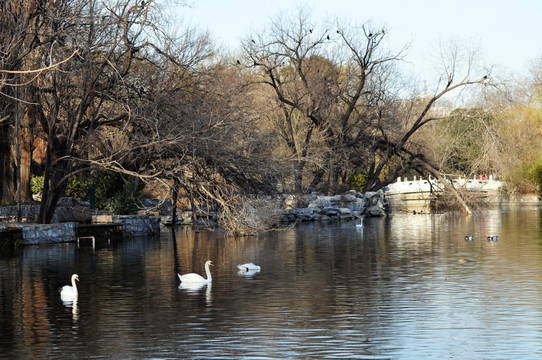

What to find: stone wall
left=0, top=198, right=98, bottom=223
left=17, top=222, right=77, bottom=245
left=0, top=200, right=161, bottom=245
left=92, top=214, right=161, bottom=237
left=1, top=215, right=161, bottom=245
left=280, top=190, right=389, bottom=223
left=0, top=205, right=41, bottom=222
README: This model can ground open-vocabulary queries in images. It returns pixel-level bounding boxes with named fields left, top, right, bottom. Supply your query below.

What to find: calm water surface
left=1, top=209, right=542, bottom=359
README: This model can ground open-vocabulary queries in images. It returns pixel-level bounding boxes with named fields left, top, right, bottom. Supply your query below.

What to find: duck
left=464, top=235, right=473, bottom=241
left=487, top=235, right=498, bottom=241
left=237, top=263, right=261, bottom=272
left=60, top=274, right=79, bottom=301
left=178, top=260, right=213, bottom=283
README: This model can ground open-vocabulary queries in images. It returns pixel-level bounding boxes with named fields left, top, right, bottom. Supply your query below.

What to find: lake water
left=1, top=209, right=542, bottom=359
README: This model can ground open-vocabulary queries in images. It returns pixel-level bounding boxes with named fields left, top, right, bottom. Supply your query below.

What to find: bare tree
left=364, top=42, right=492, bottom=194
left=244, top=9, right=405, bottom=194
left=429, top=108, right=500, bottom=177
left=5, top=0, right=214, bottom=223
left=163, top=62, right=285, bottom=234
left=83, top=51, right=286, bottom=234
left=246, top=10, right=492, bottom=206
left=0, top=0, right=45, bottom=205
left=0, top=0, right=78, bottom=225
left=1, top=0, right=280, bottom=232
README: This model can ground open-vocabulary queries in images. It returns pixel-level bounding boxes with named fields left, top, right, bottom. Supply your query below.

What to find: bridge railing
left=385, top=175, right=503, bottom=194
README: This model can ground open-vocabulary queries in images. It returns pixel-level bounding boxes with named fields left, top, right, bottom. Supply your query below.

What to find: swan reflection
left=62, top=299, right=76, bottom=307
left=62, top=299, right=79, bottom=322
left=178, top=282, right=212, bottom=305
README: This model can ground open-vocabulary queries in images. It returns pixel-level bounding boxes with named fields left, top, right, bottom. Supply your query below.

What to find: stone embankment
left=0, top=198, right=160, bottom=246
left=159, top=190, right=390, bottom=227
left=0, top=190, right=389, bottom=246
left=279, top=190, right=389, bottom=223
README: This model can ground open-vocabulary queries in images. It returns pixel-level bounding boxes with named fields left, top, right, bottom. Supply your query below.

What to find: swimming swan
left=178, top=260, right=213, bottom=283
left=179, top=281, right=209, bottom=292
left=237, top=263, right=261, bottom=272
left=60, top=274, right=79, bottom=301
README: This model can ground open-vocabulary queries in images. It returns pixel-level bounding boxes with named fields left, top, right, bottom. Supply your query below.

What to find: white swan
left=179, top=281, right=208, bottom=292
left=60, top=274, right=79, bottom=301
left=178, top=260, right=213, bottom=283
left=237, top=263, right=261, bottom=272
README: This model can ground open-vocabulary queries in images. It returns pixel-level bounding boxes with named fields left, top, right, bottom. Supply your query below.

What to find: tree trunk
left=293, top=160, right=304, bottom=193
left=19, top=126, right=32, bottom=202
left=419, top=161, right=473, bottom=215
left=309, top=167, right=325, bottom=193
left=38, top=168, right=67, bottom=224
left=1, top=120, right=17, bottom=203
left=38, top=135, right=67, bottom=223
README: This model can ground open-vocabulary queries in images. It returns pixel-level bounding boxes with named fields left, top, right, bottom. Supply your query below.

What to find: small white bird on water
left=356, top=216, right=364, bottom=229
left=237, top=263, right=261, bottom=272
left=178, top=260, right=213, bottom=283
left=60, top=274, right=79, bottom=301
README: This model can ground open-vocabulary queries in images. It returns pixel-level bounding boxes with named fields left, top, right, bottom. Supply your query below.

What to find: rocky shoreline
left=0, top=190, right=389, bottom=246
left=279, top=190, right=389, bottom=223
left=160, top=190, right=390, bottom=227
left=4, top=186, right=540, bottom=246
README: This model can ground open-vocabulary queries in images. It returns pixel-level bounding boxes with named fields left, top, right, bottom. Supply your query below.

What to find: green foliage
left=103, top=191, right=140, bottom=215
left=31, top=175, right=44, bottom=198
left=527, top=158, right=542, bottom=195
left=66, top=171, right=123, bottom=202
left=347, top=170, right=367, bottom=192
left=66, top=171, right=143, bottom=214
left=495, top=104, right=542, bottom=194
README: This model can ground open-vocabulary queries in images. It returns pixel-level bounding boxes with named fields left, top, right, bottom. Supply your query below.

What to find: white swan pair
left=177, top=260, right=262, bottom=284
left=60, top=274, right=79, bottom=301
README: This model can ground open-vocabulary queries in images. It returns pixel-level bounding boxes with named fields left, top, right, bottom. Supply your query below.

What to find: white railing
left=385, top=175, right=503, bottom=194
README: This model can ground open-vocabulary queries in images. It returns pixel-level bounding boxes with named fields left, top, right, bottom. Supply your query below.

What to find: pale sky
left=178, top=0, right=541, bottom=83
